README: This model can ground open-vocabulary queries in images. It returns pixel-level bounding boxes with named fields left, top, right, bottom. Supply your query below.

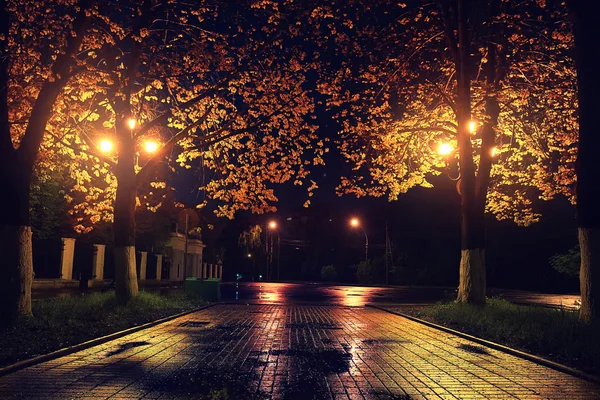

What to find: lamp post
left=350, top=218, right=368, bottom=263
left=268, top=221, right=280, bottom=280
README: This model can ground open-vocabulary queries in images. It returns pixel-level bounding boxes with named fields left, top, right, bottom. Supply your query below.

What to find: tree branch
left=133, top=72, right=235, bottom=139
left=0, top=0, right=13, bottom=155
left=186, top=92, right=303, bottom=152
left=46, top=130, right=118, bottom=168
left=135, top=105, right=214, bottom=184
left=17, top=0, right=95, bottom=170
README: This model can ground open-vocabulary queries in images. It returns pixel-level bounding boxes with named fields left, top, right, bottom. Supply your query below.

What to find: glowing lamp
left=99, top=139, right=113, bottom=153
left=127, top=118, right=136, bottom=130
left=144, top=140, right=158, bottom=153
left=437, top=143, right=453, bottom=156
left=350, top=218, right=359, bottom=227
left=269, top=221, right=277, bottom=229
left=469, top=121, right=477, bottom=134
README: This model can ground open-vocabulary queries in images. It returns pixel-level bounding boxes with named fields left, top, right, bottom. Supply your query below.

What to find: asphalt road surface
left=33, top=281, right=581, bottom=310
left=220, top=282, right=581, bottom=310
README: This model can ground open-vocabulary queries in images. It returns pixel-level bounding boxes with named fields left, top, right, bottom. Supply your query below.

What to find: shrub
left=320, top=265, right=337, bottom=281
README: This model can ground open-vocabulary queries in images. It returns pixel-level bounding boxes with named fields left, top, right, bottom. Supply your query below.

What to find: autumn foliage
left=317, top=0, right=576, bottom=226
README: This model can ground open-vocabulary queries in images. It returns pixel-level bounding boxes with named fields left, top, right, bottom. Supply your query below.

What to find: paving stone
left=0, top=304, right=599, bottom=399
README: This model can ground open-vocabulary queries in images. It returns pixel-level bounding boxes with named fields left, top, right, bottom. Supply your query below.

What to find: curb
left=0, top=303, right=216, bottom=378
left=366, top=304, right=600, bottom=386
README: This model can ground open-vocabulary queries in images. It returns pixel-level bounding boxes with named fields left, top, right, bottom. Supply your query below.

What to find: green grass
left=411, top=298, right=600, bottom=375
left=0, top=291, right=205, bottom=368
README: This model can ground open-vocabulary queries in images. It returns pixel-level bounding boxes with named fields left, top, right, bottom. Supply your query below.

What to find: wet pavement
left=220, top=282, right=455, bottom=307
left=222, top=282, right=581, bottom=310
left=1, top=303, right=598, bottom=400
left=33, top=281, right=581, bottom=311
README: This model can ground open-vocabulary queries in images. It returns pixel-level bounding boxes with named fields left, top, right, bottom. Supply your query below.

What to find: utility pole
left=277, top=234, right=281, bottom=281
left=385, top=222, right=393, bottom=285
left=183, top=214, right=189, bottom=281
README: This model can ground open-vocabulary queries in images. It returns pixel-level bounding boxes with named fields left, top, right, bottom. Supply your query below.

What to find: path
left=1, top=304, right=597, bottom=399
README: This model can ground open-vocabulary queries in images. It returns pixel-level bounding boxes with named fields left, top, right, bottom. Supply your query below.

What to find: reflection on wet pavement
left=222, top=282, right=453, bottom=307
left=2, top=304, right=598, bottom=399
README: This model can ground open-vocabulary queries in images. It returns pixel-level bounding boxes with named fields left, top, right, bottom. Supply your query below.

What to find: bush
left=355, top=261, right=371, bottom=284
left=550, top=246, right=580, bottom=277
left=320, top=265, right=337, bottom=281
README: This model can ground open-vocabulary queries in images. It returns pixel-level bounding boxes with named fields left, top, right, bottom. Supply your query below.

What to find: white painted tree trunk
left=114, top=246, right=139, bottom=304
left=579, top=227, right=600, bottom=321
left=0, top=225, right=33, bottom=316
left=18, top=226, right=33, bottom=314
left=457, top=248, right=486, bottom=304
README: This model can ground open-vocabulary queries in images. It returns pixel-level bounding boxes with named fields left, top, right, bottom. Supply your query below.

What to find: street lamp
left=144, top=140, right=158, bottom=153
left=99, top=139, right=113, bottom=153
left=267, top=220, right=280, bottom=280
left=350, top=218, right=369, bottom=263
left=127, top=118, right=137, bottom=130
left=437, top=142, right=453, bottom=156
left=469, top=120, right=477, bottom=134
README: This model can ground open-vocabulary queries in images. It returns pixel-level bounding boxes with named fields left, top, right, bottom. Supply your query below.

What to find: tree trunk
left=113, top=127, right=139, bottom=304
left=0, top=157, right=34, bottom=320
left=571, top=1, right=600, bottom=321
left=457, top=205, right=486, bottom=303
left=579, top=228, right=600, bottom=320
left=454, top=0, right=486, bottom=304
left=0, top=0, right=91, bottom=321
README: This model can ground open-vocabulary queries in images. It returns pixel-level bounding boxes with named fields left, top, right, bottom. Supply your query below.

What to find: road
left=2, top=303, right=597, bottom=399
left=220, top=282, right=454, bottom=307
left=33, top=281, right=582, bottom=310
left=220, top=282, right=581, bottom=310
left=5, top=282, right=592, bottom=399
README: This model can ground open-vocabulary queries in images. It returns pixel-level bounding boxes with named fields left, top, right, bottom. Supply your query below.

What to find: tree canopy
left=317, top=0, right=576, bottom=226
left=26, top=0, right=327, bottom=233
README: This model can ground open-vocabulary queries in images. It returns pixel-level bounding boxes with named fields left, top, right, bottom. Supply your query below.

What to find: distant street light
left=267, top=220, right=280, bottom=280
left=247, top=253, right=252, bottom=258
left=350, top=218, right=369, bottom=263
left=99, top=139, right=113, bottom=153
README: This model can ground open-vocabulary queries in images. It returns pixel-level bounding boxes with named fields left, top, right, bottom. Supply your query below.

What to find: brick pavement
left=0, top=304, right=598, bottom=399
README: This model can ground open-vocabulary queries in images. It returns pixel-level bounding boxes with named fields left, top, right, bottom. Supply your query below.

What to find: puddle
left=144, top=364, right=270, bottom=399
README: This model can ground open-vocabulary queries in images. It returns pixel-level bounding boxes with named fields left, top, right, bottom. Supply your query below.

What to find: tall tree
left=54, top=0, right=323, bottom=303
left=569, top=0, right=600, bottom=321
left=0, top=0, right=99, bottom=319
left=317, top=0, right=576, bottom=303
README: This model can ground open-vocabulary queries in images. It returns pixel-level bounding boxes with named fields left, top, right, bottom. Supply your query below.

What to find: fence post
left=60, top=238, right=76, bottom=280
left=139, top=251, right=148, bottom=280
left=156, top=254, right=163, bottom=281
left=91, top=244, right=105, bottom=280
